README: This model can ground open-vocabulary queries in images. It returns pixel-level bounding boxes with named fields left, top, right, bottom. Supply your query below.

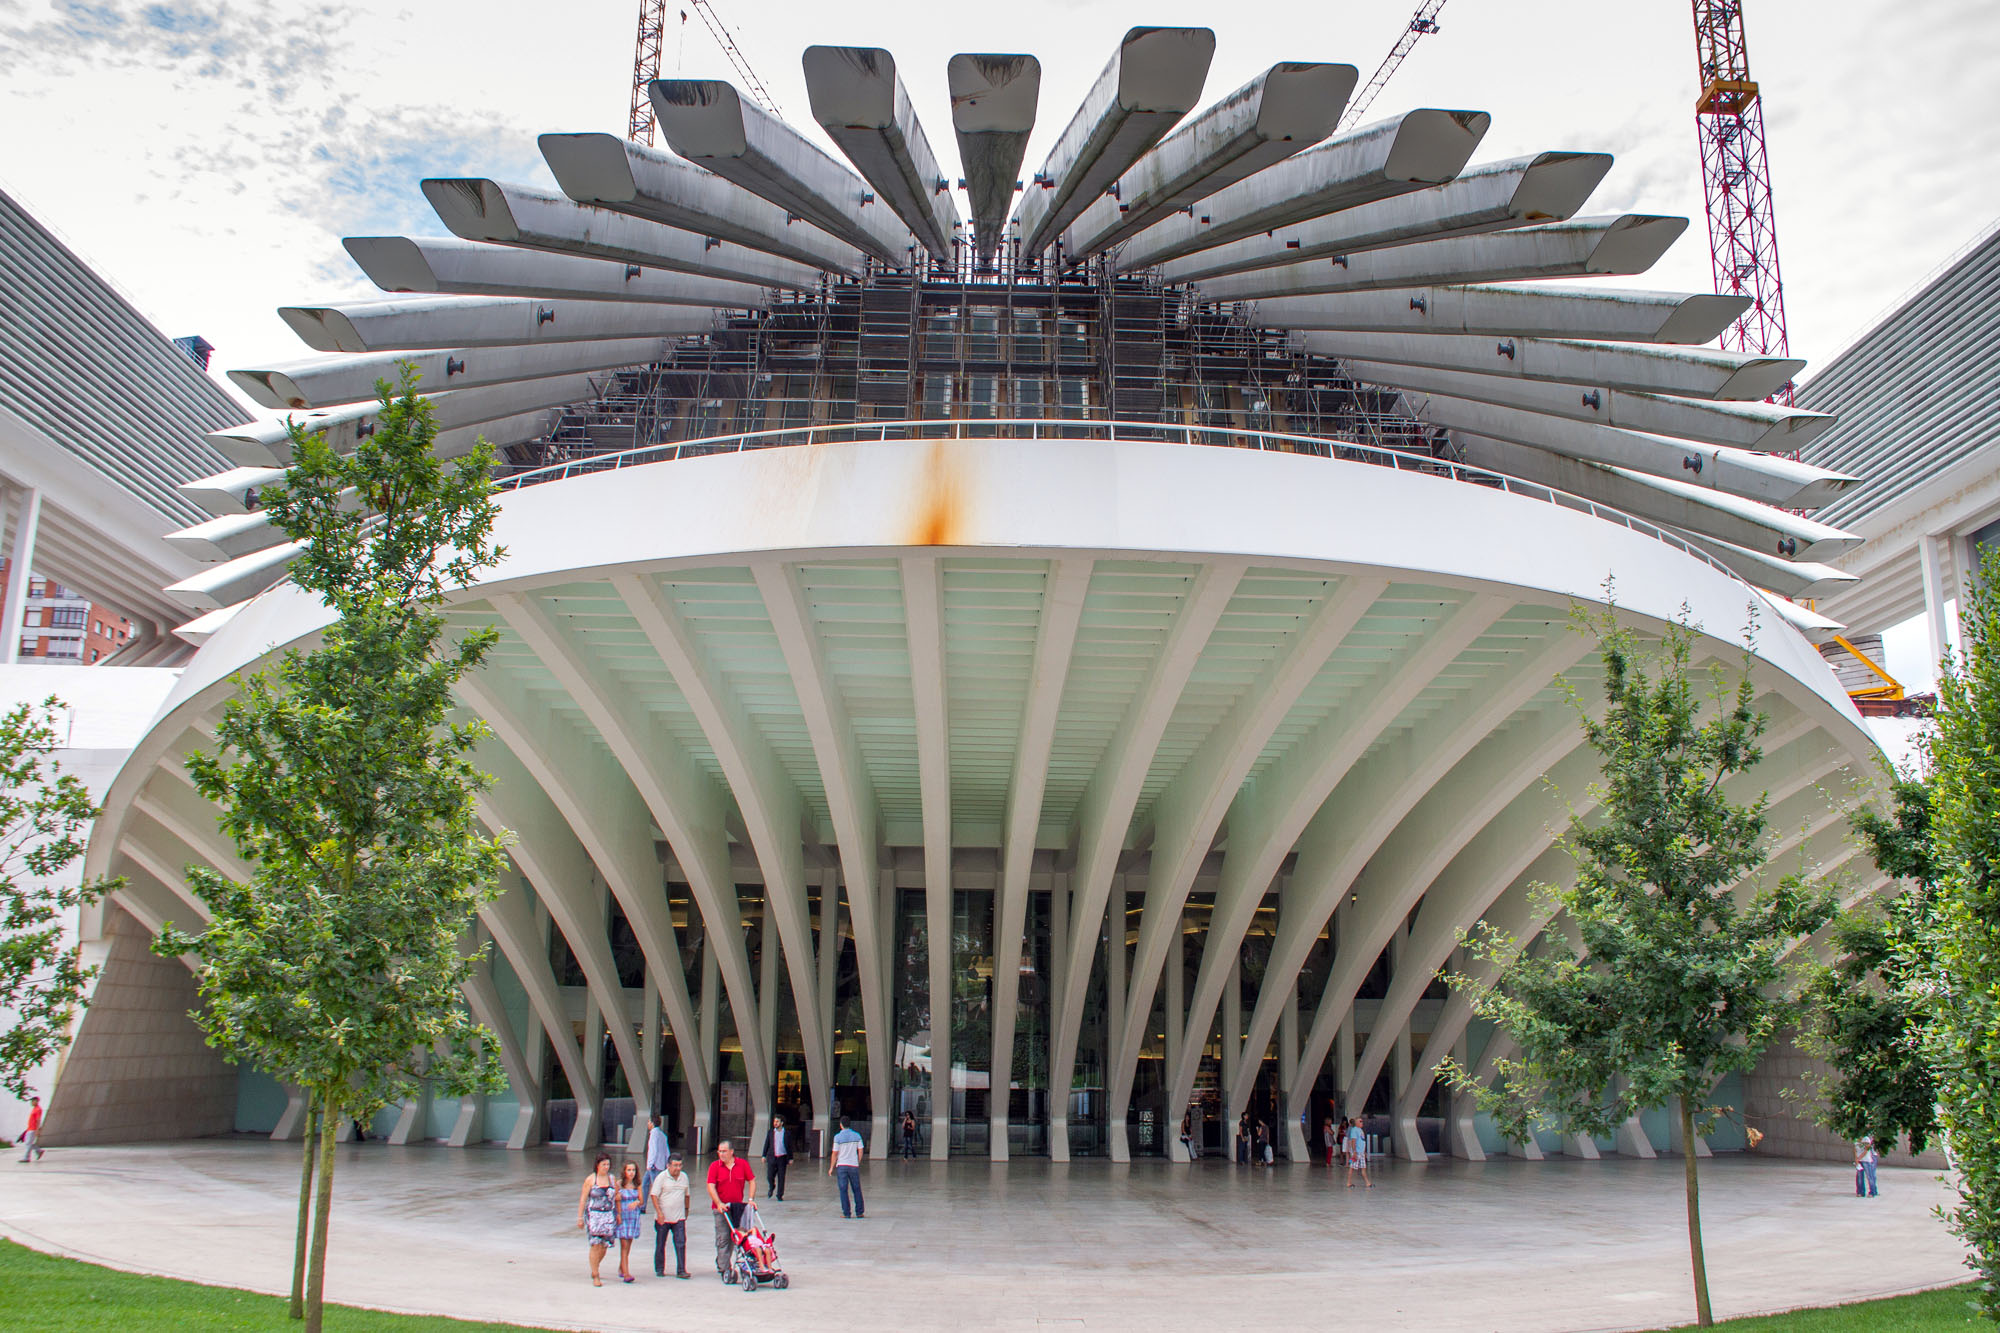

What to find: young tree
left=157, top=368, right=509, bottom=1332
left=1793, top=777, right=1939, bottom=1158
left=1442, top=609, right=1836, bottom=1328
left=0, top=698, right=121, bottom=1096
left=1918, top=545, right=2000, bottom=1321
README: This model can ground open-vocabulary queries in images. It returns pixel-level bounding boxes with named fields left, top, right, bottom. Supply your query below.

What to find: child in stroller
left=724, top=1202, right=789, bottom=1291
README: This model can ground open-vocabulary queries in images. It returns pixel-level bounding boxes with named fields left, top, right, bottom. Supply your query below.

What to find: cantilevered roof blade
left=1196, top=215, right=1686, bottom=303
left=229, top=338, right=666, bottom=411
left=344, top=236, right=770, bottom=309
left=803, top=46, right=960, bottom=259
left=1297, top=332, right=1801, bottom=401
left=651, top=78, right=915, bottom=266
left=948, top=53, right=1040, bottom=259
left=280, top=296, right=721, bottom=353
left=1113, top=109, right=1490, bottom=270
left=539, top=132, right=866, bottom=275
left=1063, top=61, right=1355, bottom=257
left=1153, top=151, right=1611, bottom=283
left=1013, top=26, right=1216, bottom=256
left=1250, top=284, right=1750, bottom=343
left=423, top=178, right=822, bottom=292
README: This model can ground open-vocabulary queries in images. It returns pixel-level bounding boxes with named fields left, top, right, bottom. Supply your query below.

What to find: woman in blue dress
left=614, top=1159, right=645, bottom=1283
left=575, top=1153, right=618, bottom=1286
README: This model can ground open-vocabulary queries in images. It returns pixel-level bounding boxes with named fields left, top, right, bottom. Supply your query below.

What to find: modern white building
left=45, top=33, right=1883, bottom=1164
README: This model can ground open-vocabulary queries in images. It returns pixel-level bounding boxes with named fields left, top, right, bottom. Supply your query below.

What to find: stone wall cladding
left=1743, top=1030, right=1949, bottom=1170
left=39, top=903, right=235, bottom=1145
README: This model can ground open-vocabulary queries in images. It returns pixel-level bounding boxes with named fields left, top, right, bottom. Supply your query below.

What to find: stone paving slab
left=0, top=1141, right=1970, bottom=1332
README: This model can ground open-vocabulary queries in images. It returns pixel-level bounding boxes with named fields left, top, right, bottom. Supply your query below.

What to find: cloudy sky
left=0, top=0, right=1994, bottom=728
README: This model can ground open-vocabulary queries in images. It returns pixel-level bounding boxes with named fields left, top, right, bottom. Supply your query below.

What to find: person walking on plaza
left=1234, top=1113, right=1249, bottom=1165
left=575, top=1153, right=618, bottom=1286
left=1344, top=1117, right=1371, bottom=1189
left=1322, top=1117, right=1338, bottom=1168
left=764, top=1114, right=793, bottom=1201
left=1855, top=1135, right=1880, bottom=1197
left=17, top=1096, right=43, bottom=1162
left=613, top=1160, right=644, bottom=1283
left=705, top=1139, right=757, bottom=1280
left=1254, top=1120, right=1272, bottom=1167
left=830, top=1115, right=866, bottom=1218
left=900, top=1109, right=918, bottom=1159
left=649, top=1152, right=692, bottom=1279
left=642, top=1113, right=671, bottom=1195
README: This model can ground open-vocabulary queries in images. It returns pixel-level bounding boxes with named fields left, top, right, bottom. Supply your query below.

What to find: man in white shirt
left=643, top=1114, right=671, bottom=1195
left=763, top=1114, right=793, bottom=1201
left=649, top=1152, right=692, bottom=1279
left=829, top=1115, right=866, bottom=1218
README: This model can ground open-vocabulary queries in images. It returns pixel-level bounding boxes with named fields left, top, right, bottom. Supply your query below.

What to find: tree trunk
left=290, top=1093, right=319, bottom=1319
left=1681, top=1095, right=1713, bottom=1327
left=304, top=1095, right=340, bottom=1333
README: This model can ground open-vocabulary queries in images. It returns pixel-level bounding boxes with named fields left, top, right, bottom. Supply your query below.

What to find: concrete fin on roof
left=650, top=77, right=915, bottom=265
left=1111, top=109, right=1490, bottom=270
left=1297, top=330, right=1802, bottom=401
left=422, top=178, right=823, bottom=292
left=231, top=338, right=666, bottom=412
left=1152, top=152, right=1612, bottom=282
left=1451, top=431, right=1860, bottom=563
left=947, top=53, right=1040, bottom=257
left=1062, top=61, right=1355, bottom=257
left=1676, top=532, right=1861, bottom=602
left=1195, top=214, right=1686, bottom=303
left=803, top=46, right=961, bottom=259
left=279, top=295, right=721, bottom=353
left=1253, top=284, right=1750, bottom=343
left=1014, top=26, right=1217, bottom=254
left=344, top=236, right=770, bottom=309
left=178, top=465, right=284, bottom=517
left=164, top=539, right=302, bottom=611
left=1394, top=387, right=1854, bottom=508
left=206, top=373, right=602, bottom=467
left=539, top=132, right=867, bottom=276
left=1342, top=357, right=1834, bottom=450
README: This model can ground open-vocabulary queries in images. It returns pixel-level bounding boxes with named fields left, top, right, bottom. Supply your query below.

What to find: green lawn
left=1644, top=1284, right=1984, bottom=1331
left=0, top=1239, right=566, bottom=1332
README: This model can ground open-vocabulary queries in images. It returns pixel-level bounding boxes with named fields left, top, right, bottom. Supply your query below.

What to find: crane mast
left=1691, top=0, right=1792, bottom=403
left=628, top=0, right=668, bottom=144
left=1339, top=0, right=1449, bottom=131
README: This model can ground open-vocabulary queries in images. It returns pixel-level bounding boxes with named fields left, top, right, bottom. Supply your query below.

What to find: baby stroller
left=724, top=1203, right=789, bottom=1292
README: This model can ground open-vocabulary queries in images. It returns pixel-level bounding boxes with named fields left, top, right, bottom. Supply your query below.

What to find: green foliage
left=0, top=699, right=122, bottom=1096
left=1441, top=606, right=1838, bottom=1327
left=153, top=369, right=509, bottom=1330
left=1917, top=544, right=2000, bottom=1322
left=1794, top=778, right=1939, bottom=1156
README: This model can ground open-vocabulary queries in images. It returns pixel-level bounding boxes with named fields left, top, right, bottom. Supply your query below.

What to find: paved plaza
left=0, top=1140, right=1970, bottom=1331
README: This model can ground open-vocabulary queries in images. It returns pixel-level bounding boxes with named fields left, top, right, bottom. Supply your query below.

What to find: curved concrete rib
left=1354, top=361, right=1834, bottom=453
left=1252, top=284, right=1750, bottom=343
left=1677, top=535, right=1858, bottom=602
left=804, top=47, right=960, bottom=259
left=900, top=555, right=955, bottom=1158
left=280, top=296, right=720, bottom=353
left=1047, top=559, right=1248, bottom=1161
left=948, top=53, right=1039, bottom=258
left=1105, top=573, right=1380, bottom=1151
left=1450, top=433, right=1860, bottom=564
left=119, top=819, right=217, bottom=925
left=1112, top=109, right=1490, bottom=270
left=423, top=179, right=822, bottom=292
left=1015, top=26, right=1216, bottom=255
left=475, top=875, right=600, bottom=1150
left=459, top=945, right=541, bottom=1149
left=104, top=866, right=200, bottom=967
left=651, top=78, right=914, bottom=266
left=487, top=591, right=769, bottom=1142
left=1198, top=215, right=1687, bottom=304
left=1152, top=151, right=1612, bottom=283
left=540, top=132, right=866, bottom=275
left=1401, top=390, right=1853, bottom=509
left=611, top=570, right=832, bottom=1147
left=1161, top=591, right=1503, bottom=1136
left=1064, top=61, right=1354, bottom=257
left=1300, top=331, right=1801, bottom=402
left=752, top=561, right=891, bottom=1150
left=229, top=338, right=665, bottom=412
left=345, top=236, right=770, bottom=309
left=131, top=772, right=253, bottom=884
left=988, top=559, right=1093, bottom=1159
left=1241, top=626, right=1592, bottom=1149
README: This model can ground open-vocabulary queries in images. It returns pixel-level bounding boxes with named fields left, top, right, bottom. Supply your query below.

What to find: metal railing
left=496, top=418, right=1748, bottom=586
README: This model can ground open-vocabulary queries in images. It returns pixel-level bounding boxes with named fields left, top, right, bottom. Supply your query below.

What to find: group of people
left=1322, top=1116, right=1372, bottom=1187
left=1176, top=1108, right=1371, bottom=1186
left=574, top=1111, right=872, bottom=1287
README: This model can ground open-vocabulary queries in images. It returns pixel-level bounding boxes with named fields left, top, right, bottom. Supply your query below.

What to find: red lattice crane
left=1691, top=0, right=1792, bottom=403
left=628, top=0, right=668, bottom=144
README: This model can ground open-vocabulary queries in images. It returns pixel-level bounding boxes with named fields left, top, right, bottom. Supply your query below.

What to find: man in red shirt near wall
left=18, top=1096, right=44, bottom=1162
left=704, top=1139, right=758, bottom=1281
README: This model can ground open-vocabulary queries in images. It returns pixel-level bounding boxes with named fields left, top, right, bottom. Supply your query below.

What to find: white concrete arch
left=901, top=554, right=956, bottom=1160
left=477, top=873, right=602, bottom=1150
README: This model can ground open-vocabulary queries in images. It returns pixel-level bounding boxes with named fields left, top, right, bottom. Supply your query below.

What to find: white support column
left=643, top=969, right=663, bottom=1120
left=1446, top=1021, right=1480, bottom=1161
left=1920, top=532, right=1953, bottom=669
left=482, top=876, right=598, bottom=1151
left=759, top=897, right=781, bottom=1118
left=1164, top=913, right=1186, bottom=1160
left=1221, top=955, right=1242, bottom=1122
left=1048, top=871, right=1069, bottom=1158
left=698, top=921, right=720, bottom=1157
left=462, top=948, right=540, bottom=1149
left=1, top=486, right=40, bottom=666
left=1106, top=877, right=1127, bottom=1160
left=386, top=1098, right=424, bottom=1146
left=1279, top=984, right=1299, bottom=1160
left=817, top=869, right=840, bottom=1154
left=899, top=555, right=956, bottom=1163
left=991, top=559, right=1092, bottom=1161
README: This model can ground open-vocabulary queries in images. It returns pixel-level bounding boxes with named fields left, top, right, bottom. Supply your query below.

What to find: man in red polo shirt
left=18, top=1096, right=43, bottom=1163
left=704, top=1139, right=758, bottom=1280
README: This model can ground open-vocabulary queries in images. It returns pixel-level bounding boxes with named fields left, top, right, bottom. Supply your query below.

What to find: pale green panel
left=483, top=1094, right=524, bottom=1143
left=426, top=1091, right=459, bottom=1140
left=235, top=1066, right=288, bottom=1134
left=943, top=558, right=1046, bottom=827
left=798, top=560, right=920, bottom=828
